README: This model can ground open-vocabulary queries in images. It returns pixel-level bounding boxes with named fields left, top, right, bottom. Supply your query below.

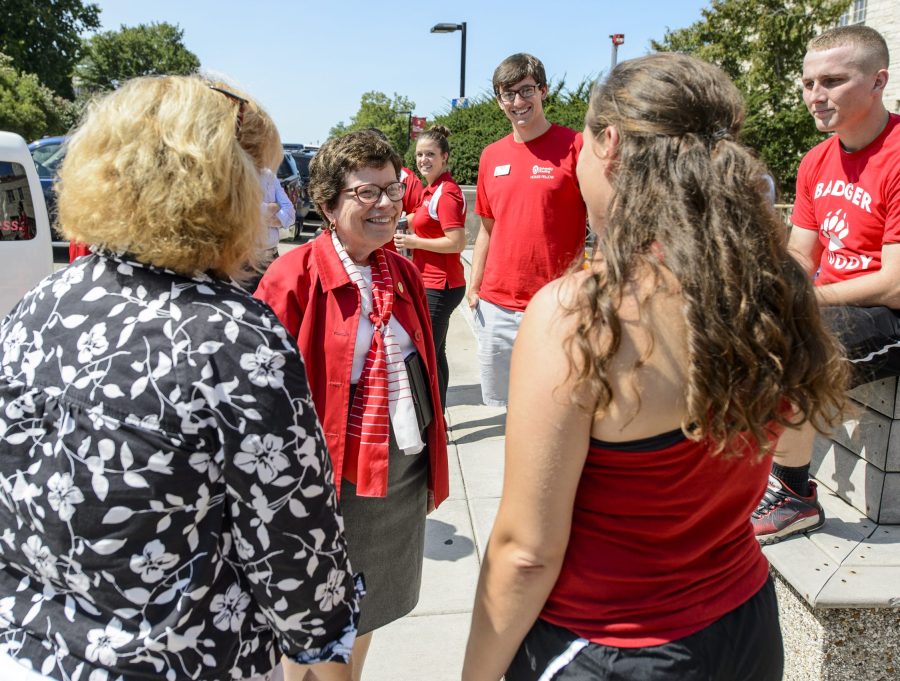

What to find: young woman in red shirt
left=394, top=125, right=467, bottom=411
left=462, top=53, right=849, bottom=681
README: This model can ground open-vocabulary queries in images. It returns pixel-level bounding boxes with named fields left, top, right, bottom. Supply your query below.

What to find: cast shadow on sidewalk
left=424, top=518, right=476, bottom=562
left=451, top=414, right=506, bottom=445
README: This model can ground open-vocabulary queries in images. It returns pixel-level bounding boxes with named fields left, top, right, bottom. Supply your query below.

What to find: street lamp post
left=395, top=110, right=412, bottom=147
left=609, top=33, right=625, bottom=71
left=430, top=21, right=467, bottom=100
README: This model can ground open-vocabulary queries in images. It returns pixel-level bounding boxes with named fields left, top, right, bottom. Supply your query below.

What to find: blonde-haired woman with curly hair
left=0, top=75, right=358, bottom=681
left=463, top=53, right=849, bottom=681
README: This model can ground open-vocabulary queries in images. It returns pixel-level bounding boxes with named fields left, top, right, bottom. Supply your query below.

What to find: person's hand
left=467, top=289, right=480, bottom=310
left=264, top=202, right=281, bottom=228
left=427, top=490, right=436, bottom=515
left=393, top=232, right=417, bottom=251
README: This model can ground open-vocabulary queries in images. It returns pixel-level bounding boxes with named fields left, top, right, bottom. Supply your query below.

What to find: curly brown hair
left=566, top=53, right=848, bottom=457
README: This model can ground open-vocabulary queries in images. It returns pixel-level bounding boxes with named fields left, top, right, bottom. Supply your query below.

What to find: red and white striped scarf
left=332, top=231, right=424, bottom=497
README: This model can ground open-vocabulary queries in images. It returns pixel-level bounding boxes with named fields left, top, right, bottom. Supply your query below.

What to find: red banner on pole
left=410, top=116, right=427, bottom=139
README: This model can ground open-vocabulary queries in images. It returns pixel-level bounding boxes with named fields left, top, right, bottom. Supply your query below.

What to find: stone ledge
left=763, top=487, right=899, bottom=608
left=774, top=573, right=900, bottom=681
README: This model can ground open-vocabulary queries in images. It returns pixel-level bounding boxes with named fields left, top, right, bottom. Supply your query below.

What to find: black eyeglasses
left=209, top=85, right=247, bottom=139
left=498, top=84, right=540, bottom=104
left=341, top=182, right=406, bottom=204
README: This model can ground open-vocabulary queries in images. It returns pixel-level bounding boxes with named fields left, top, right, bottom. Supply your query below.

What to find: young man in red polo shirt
left=468, top=53, right=587, bottom=407
left=753, top=25, right=900, bottom=543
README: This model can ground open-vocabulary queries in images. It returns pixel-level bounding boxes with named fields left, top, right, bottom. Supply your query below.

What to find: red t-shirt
left=411, top=172, right=466, bottom=289
left=475, top=124, right=586, bottom=311
left=541, top=430, right=773, bottom=647
left=792, top=113, right=900, bottom=285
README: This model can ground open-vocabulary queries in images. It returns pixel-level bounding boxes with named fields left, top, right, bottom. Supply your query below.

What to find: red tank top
left=540, top=428, right=772, bottom=647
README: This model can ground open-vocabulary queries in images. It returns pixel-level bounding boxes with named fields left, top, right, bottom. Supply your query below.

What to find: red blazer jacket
left=254, top=232, right=449, bottom=506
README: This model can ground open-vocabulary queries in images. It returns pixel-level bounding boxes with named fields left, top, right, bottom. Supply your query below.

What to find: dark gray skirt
left=339, top=429, right=428, bottom=635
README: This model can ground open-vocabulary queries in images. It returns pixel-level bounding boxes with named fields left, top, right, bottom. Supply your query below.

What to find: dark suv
left=283, top=144, right=318, bottom=230
left=28, top=136, right=67, bottom=260
left=276, top=152, right=306, bottom=240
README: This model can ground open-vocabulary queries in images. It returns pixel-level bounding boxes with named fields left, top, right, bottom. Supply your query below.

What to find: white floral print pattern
left=129, top=540, right=179, bottom=584
left=0, top=250, right=360, bottom=681
left=234, top=433, right=291, bottom=484
left=85, top=618, right=133, bottom=667
left=46, top=472, right=85, bottom=522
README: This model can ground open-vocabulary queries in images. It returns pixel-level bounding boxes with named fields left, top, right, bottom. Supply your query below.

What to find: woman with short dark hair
left=255, top=130, right=449, bottom=681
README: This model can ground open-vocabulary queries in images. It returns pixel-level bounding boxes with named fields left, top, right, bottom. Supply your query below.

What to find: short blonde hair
left=58, top=75, right=275, bottom=278
left=808, top=25, right=889, bottom=72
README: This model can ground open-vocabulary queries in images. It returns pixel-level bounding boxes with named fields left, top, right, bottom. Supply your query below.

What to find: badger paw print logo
left=821, top=210, right=850, bottom=251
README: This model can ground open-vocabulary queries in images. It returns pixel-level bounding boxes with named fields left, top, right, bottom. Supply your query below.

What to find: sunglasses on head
left=208, top=85, right=247, bottom=139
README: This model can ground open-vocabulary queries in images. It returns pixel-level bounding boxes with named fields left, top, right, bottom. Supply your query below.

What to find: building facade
left=839, top=0, right=899, bottom=112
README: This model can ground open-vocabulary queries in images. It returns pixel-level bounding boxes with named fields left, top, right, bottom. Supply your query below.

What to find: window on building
left=837, top=0, right=867, bottom=26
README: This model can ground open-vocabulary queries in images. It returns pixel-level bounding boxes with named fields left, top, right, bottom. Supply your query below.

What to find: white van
left=0, top=131, right=53, bottom=318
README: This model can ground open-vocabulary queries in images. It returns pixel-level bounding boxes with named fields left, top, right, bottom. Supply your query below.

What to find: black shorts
left=822, top=305, right=900, bottom=386
left=506, top=578, right=783, bottom=681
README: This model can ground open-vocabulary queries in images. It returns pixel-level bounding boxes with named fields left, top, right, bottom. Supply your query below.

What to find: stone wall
left=460, top=185, right=479, bottom=245
left=811, top=378, right=900, bottom=524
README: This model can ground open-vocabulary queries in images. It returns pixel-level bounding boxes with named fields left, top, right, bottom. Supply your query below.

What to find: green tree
left=329, top=91, right=417, bottom=154
left=0, top=53, right=76, bottom=141
left=652, top=0, right=851, bottom=199
left=76, top=22, right=200, bottom=93
left=0, top=0, right=100, bottom=99
left=404, top=79, right=593, bottom=185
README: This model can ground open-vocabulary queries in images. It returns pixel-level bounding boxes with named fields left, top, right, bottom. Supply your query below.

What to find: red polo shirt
left=411, top=171, right=466, bottom=289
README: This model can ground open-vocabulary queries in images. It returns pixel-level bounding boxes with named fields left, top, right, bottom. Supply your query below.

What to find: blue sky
left=92, top=0, right=711, bottom=145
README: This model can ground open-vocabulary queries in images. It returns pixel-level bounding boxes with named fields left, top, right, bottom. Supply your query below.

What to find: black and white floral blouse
left=0, top=251, right=360, bottom=681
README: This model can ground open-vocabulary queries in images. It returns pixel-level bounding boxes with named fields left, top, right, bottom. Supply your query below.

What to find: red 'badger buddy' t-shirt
left=475, top=124, right=586, bottom=311
left=792, top=113, right=900, bottom=286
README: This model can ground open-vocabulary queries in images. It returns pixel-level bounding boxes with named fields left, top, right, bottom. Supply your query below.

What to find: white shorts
left=473, top=298, right=524, bottom=407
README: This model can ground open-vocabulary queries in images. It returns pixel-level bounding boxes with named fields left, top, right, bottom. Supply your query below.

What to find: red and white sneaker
left=751, top=474, right=825, bottom=545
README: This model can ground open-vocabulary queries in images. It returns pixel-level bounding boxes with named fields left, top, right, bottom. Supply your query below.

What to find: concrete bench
left=763, top=378, right=900, bottom=681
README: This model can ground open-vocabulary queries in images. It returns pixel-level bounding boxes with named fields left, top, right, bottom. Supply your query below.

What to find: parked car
left=275, top=151, right=306, bottom=240
left=285, top=147, right=318, bottom=226
left=28, top=136, right=67, bottom=253
left=1, top=132, right=53, bottom=316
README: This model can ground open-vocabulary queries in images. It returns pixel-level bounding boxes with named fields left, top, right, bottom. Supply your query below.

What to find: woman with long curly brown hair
left=462, top=52, right=848, bottom=681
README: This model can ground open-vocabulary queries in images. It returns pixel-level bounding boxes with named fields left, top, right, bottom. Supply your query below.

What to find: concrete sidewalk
left=364, top=300, right=504, bottom=679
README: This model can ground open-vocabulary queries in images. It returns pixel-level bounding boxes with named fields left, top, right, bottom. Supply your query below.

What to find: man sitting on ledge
left=752, top=25, right=900, bottom=544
